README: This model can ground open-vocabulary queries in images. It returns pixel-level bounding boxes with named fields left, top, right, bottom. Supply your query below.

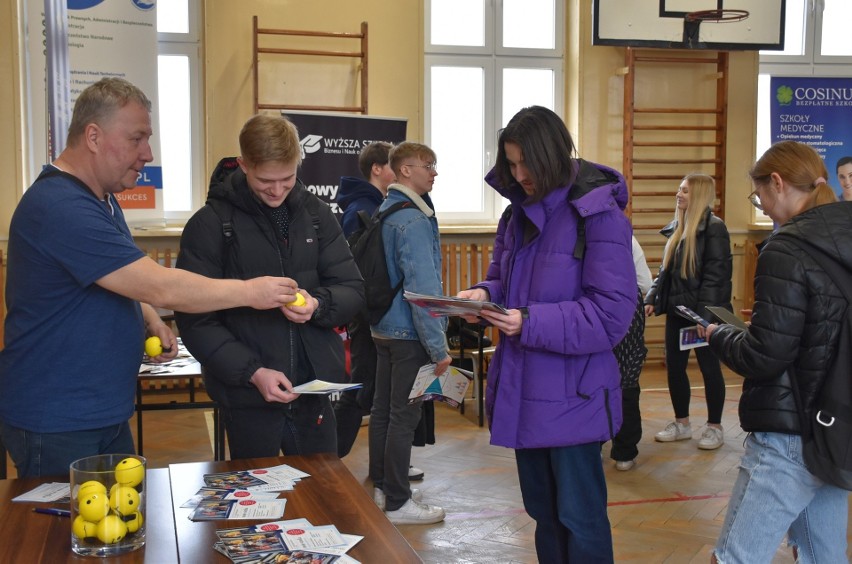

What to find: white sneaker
left=615, top=459, right=636, bottom=471
left=408, top=465, right=424, bottom=481
left=373, top=487, right=422, bottom=510
left=655, top=421, right=692, bottom=442
left=385, top=498, right=445, bottom=525
left=697, top=426, right=724, bottom=450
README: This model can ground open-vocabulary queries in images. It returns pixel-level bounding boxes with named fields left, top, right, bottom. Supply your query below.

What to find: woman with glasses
left=644, top=173, right=732, bottom=451
left=705, top=141, right=849, bottom=563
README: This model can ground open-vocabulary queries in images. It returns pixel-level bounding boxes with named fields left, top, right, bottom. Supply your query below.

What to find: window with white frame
left=755, top=0, right=852, bottom=222
left=425, top=0, right=564, bottom=222
left=156, top=0, right=204, bottom=220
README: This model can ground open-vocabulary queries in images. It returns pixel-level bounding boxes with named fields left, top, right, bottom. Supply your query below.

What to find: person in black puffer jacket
left=644, top=173, right=732, bottom=450
left=706, top=141, right=850, bottom=563
left=176, top=114, right=364, bottom=460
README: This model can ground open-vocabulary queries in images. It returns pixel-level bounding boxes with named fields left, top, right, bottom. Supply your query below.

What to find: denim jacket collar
left=388, top=184, right=435, bottom=217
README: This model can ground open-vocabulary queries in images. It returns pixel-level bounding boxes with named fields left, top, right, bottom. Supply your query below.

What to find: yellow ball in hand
left=287, top=292, right=306, bottom=308
left=114, top=457, right=144, bottom=487
left=96, top=515, right=128, bottom=544
left=144, top=336, right=163, bottom=357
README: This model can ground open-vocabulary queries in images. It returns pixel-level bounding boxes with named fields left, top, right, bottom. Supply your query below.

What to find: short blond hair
left=239, top=114, right=301, bottom=166
left=388, top=142, right=436, bottom=177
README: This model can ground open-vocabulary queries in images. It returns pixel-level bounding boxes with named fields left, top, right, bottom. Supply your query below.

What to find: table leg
left=136, top=379, right=145, bottom=456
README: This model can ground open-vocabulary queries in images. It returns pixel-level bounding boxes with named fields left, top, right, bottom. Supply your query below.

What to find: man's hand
left=644, top=304, right=655, bottom=317
left=434, top=355, right=452, bottom=376
left=249, top=367, right=300, bottom=403
left=142, top=309, right=179, bottom=363
left=280, top=288, right=318, bottom=324
left=244, top=277, right=300, bottom=310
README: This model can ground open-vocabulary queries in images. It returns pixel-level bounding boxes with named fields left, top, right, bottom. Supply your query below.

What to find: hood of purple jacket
left=479, top=159, right=636, bottom=449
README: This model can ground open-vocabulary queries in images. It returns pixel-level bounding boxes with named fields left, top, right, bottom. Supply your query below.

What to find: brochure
left=180, top=486, right=281, bottom=509
left=403, top=291, right=508, bottom=317
left=214, top=520, right=362, bottom=563
left=189, top=498, right=287, bottom=521
left=12, top=482, right=70, bottom=503
left=408, top=364, right=473, bottom=408
left=291, top=380, right=363, bottom=394
left=674, top=305, right=709, bottom=327
left=679, top=327, right=708, bottom=350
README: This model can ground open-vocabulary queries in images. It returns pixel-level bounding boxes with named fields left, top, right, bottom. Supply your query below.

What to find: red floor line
left=608, top=491, right=730, bottom=507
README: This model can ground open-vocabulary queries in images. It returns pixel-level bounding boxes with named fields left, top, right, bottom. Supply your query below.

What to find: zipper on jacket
left=260, top=209, right=299, bottom=390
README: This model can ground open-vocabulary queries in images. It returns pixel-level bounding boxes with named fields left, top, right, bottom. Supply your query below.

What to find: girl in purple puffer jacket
left=458, top=106, right=636, bottom=563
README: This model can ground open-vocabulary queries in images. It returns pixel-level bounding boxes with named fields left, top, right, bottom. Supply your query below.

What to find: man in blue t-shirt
left=0, top=78, right=304, bottom=478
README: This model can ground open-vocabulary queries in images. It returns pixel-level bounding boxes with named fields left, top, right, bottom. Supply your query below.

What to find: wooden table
left=136, top=340, right=225, bottom=460
left=0, top=468, right=177, bottom=563
left=170, top=454, right=422, bottom=563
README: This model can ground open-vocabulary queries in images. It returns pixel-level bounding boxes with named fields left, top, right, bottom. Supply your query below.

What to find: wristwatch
left=519, top=307, right=530, bottom=320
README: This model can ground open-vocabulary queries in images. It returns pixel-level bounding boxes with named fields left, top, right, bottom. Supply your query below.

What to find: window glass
left=157, top=55, right=192, bottom=211
left=429, top=66, right=485, bottom=213
left=502, top=68, right=554, bottom=126
left=502, top=0, right=554, bottom=49
left=431, top=0, right=484, bottom=46
left=156, top=0, right=189, bottom=34
left=820, top=0, right=852, bottom=56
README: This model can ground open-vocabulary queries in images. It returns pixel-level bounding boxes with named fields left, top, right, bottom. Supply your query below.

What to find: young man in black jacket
left=176, top=114, right=364, bottom=459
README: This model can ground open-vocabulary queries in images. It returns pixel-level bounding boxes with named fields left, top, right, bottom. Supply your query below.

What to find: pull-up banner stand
left=27, top=0, right=161, bottom=210
left=770, top=76, right=852, bottom=201
left=283, top=111, right=407, bottom=215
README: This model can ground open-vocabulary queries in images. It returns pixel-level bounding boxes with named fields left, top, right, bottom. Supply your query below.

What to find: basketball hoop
left=685, top=9, right=750, bottom=23
left=683, top=9, right=750, bottom=48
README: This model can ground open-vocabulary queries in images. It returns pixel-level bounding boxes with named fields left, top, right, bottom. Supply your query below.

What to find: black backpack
left=781, top=235, right=852, bottom=490
left=347, top=201, right=415, bottom=325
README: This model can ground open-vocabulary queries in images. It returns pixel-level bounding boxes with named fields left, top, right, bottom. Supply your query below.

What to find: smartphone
left=675, top=305, right=709, bottom=327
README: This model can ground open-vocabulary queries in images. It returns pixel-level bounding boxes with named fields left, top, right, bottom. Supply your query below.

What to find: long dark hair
left=495, top=106, right=576, bottom=202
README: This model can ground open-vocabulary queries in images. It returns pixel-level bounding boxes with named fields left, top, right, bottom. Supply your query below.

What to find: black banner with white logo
left=284, top=112, right=407, bottom=216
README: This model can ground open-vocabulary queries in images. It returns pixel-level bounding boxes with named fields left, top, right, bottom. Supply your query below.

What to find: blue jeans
left=515, top=443, right=614, bottom=563
left=714, top=432, right=849, bottom=564
left=0, top=420, right=135, bottom=478
left=368, top=338, right=428, bottom=511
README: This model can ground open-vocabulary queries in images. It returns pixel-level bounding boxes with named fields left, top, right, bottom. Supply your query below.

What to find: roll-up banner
left=26, top=0, right=160, bottom=210
left=284, top=111, right=407, bottom=215
left=770, top=77, right=852, bottom=200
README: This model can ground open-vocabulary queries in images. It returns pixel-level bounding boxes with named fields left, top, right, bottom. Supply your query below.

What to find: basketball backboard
left=593, top=0, right=785, bottom=50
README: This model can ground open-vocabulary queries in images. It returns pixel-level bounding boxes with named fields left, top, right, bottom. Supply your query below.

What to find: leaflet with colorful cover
left=403, top=290, right=508, bottom=317
left=408, top=363, right=473, bottom=408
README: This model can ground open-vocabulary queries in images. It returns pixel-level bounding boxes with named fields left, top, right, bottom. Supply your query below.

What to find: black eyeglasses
left=404, top=162, right=438, bottom=172
left=748, top=190, right=763, bottom=211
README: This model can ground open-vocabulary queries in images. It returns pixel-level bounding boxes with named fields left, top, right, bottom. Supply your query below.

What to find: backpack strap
left=207, top=199, right=237, bottom=247
left=376, top=201, right=414, bottom=295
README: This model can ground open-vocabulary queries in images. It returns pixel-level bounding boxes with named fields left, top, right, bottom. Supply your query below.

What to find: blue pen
left=33, top=507, right=71, bottom=517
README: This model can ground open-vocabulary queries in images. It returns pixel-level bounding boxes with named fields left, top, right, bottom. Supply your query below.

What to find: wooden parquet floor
left=6, top=364, right=850, bottom=563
